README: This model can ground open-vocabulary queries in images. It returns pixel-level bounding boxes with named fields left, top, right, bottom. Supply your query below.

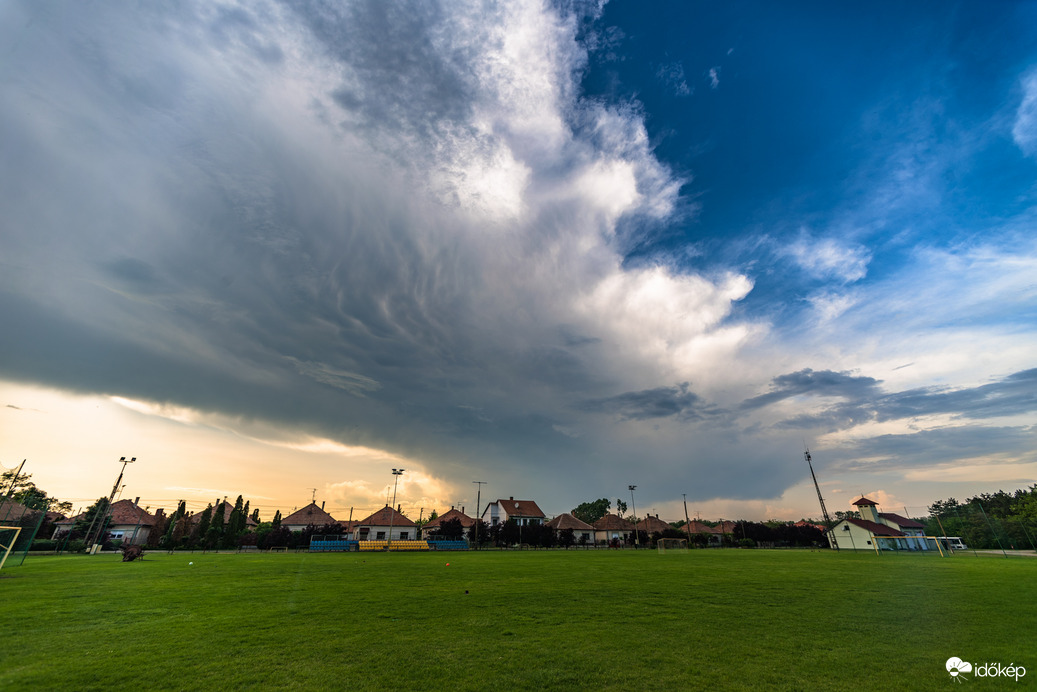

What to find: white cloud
left=784, top=232, right=871, bottom=282
left=1012, top=68, right=1037, bottom=157
left=708, top=66, right=720, bottom=89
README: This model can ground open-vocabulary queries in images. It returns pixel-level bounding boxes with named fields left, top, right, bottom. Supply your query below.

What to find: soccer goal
left=0, top=526, right=22, bottom=571
left=657, top=538, right=688, bottom=552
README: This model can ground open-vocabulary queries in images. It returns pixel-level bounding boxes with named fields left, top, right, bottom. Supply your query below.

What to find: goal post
left=0, top=526, right=22, bottom=572
left=657, top=538, right=688, bottom=552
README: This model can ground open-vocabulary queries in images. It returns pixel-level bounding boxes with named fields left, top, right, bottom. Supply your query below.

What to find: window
left=376, top=531, right=385, bottom=540
left=400, top=531, right=409, bottom=540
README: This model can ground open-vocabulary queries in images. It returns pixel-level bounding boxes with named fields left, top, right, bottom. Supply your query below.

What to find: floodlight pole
left=473, top=481, right=486, bottom=549
left=85, top=456, right=135, bottom=550
left=629, top=485, right=639, bottom=548
left=386, top=468, right=404, bottom=551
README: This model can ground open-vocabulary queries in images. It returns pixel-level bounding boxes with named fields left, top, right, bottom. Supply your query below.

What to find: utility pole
left=473, top=481, right=486, bottom=549
left=85, top=457, right=135, bottom=550
left=629, top=485, right=639, bottom=548
left=682, top=493, right=692, bottom=542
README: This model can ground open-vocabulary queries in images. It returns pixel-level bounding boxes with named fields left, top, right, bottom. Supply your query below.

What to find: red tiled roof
left=545, top=513, right=594, bottom=531
left=714, top=521, right=737, bottom=533
left=852, top=497, right=878, bottom=506
left=878, top=512, right=925, bottom=530
left=101, top=500, right=155, bottom=527
left=592, top=513, right=634, bottom=531
left=0, top=500, right=36, bottom=522
left=635, top=515, right=672, bottom=533
left=424, top=508, right=474, bottom=529
left=493, top=498, right=545, bottom=519
left=682, top=520, right=722, bottom=535
left=357, top=505, right=416, bottom=527
left=281, top=502, right=338, bottom=527
left=845, top=518, right=905, bottom=536
left=794, top=520, right=826, bottom=531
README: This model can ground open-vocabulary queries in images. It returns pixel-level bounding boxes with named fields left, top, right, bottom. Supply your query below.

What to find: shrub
left=30, top=539, right=58, bottom=552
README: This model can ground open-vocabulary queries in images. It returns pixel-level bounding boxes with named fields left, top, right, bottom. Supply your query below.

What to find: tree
left=1, top=470, right=73, bottom=514
left=272, top=510, right=282, bottom=527
left=558, top=528, right=576, bottom=549
left=191, top=504, right=213, bottom=546
left=250, top=507, right=260, bottom=523
left=468, top=519, right=490, bottom=545
left=436, top=517, right=465, bottom=539
left=571, top=498, right=611, bottom=524
left=615, top=499, right=628, bottom=517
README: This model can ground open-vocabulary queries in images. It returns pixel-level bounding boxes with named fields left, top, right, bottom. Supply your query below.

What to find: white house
left=281, top=502, right=338, bottom=532
left=481, top=497, right=545, bottom=527
left=592, top=513, right=634, bottom=545
left=354, top=505, right=417, bottom=541
left=829, top=497, right=931, bottom=551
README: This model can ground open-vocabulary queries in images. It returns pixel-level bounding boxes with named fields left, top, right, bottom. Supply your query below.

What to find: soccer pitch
left=1, top=549, right=1033, bottom=690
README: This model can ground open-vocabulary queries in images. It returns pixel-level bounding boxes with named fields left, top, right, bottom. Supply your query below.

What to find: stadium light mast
left=805, top=448, right=838, bottom=551
left=472, top=481, right=486, bottom=550
left=85, top=456, right=136, bottom=551
left=628, top=485, right=639, bottom=548
left=386, top=468, right=404, bottom=551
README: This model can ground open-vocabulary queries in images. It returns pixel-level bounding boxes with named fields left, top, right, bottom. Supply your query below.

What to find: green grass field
left=1, top=549, right=1033, bottom=690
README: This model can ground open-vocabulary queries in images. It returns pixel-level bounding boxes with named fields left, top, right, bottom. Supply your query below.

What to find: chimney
left=155, top=508, right=165, bottom=520
left=134, top=496, right=140, bottom=505
left=462, top=506, right=465, bottom=514
left=321, top=501, right=325, bottom=510
left=509, top=496, right=514, bottom=501
left=397, top=504, right=401, bottom=512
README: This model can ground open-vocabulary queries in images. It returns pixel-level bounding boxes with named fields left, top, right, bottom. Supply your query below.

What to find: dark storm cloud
left=740, top=369, right=882, bottom=411
left=876, top=368, right=1037, bottom=421
left=747, top=368, right=1037, bottom=431
left=579, top=383, right=714, bottom=421
left=835, top=425, right=1036, bottom=471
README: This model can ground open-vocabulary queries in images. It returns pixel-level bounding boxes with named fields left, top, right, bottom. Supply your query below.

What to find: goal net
left=657, top=538, right=688, bottom=552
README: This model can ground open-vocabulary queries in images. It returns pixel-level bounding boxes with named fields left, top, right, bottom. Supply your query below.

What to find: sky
left=1, top=0, right=1036, bottom=524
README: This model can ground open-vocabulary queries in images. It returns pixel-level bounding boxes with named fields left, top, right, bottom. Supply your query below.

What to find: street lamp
left=628, top=485, right=639, bottom=548
left=386, top=468, right=404, bottom=551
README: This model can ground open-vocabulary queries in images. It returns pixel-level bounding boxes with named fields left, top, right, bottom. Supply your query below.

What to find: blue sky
left=1, top=1, right=1035, bottom=522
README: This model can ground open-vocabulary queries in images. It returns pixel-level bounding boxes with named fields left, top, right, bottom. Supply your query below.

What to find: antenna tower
left=805, top=448, right=838, bottom=551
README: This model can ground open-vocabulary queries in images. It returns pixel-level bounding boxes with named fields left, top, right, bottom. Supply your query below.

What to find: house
left=0, top=499, right=35, bottom=523
left=482, top=497, right=545, bottom=527
left=421, top=507, right=475, bottom=539
left=354, top=505, right=417, bottom=541
left=828, top=497, right=931, bottom=551
left=54, top=499, right=160, bottom=546
left=592, top=513, right=634, bottom=544
left=545, top=513, right=595, bottom=545
left=281, top=502, right=338, bottom=532
left=681, top=520, right=723, bottom=545
left=634, top=514, right=672, bottom=536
